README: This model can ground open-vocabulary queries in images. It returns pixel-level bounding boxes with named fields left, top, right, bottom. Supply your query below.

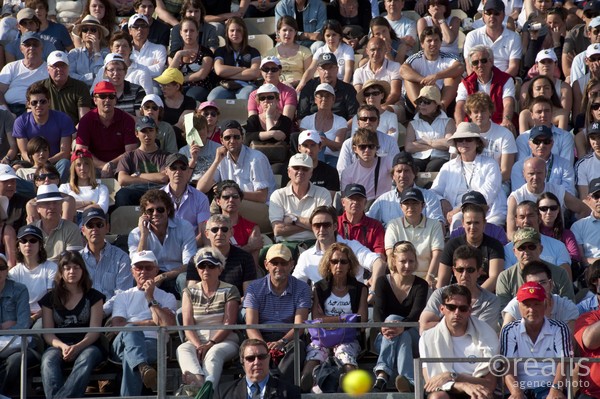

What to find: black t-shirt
left=213, top=46, right=261, bottom=69
left=440, top=234, right=505, bottom=285
left=245, top=114, right=293, bottom=143
left=298, top=78, right=359, bottom=120
left=161, top=95, right=197, bottom=126
left=311, top=161, right=340, bottom=191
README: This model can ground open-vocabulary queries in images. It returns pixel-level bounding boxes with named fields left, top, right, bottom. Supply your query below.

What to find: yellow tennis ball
left=342, top=369, right=373, bottom=396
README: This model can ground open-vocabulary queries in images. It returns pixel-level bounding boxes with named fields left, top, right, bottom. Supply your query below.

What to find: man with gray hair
left=455, top=45, right=515, bottom=133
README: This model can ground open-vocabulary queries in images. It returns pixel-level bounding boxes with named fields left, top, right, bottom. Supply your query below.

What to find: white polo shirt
left=463, top=27, right=522, bottom=72
left=575, top=152, right=600, bottom=189
left=404, top=51, right=461, bottom=90
left=456, top=76, right=515, bottom=102
left=571, top=214, right=600, bottom=260
left=353, top=59, right=401, bottom=86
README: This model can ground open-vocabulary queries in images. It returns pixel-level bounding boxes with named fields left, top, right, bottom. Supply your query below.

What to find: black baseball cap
left=529, top=125, right=553, bottom=141
left=221, top=119, right=243, bottom=132
left=590, top=178, right=600, bottom=195
left=484, top=0, right=505, bottom=12
left=400, top=187, right=424, bottom=203
left=343, top=184, right=367, bottom=198
left=165, top=153, right=188, bottom=167
left=17, top=224, right=44, bottom=241
left=393, top=152, right=416, bottom=167
left=81, top=208, right=108, bottom=226
left=317, top=53, right=337, bottom=67
left=461, top=191, right=487, bottom=207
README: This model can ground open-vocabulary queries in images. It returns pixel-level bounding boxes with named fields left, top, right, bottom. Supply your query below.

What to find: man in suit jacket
left=216, top=339, right=301, bottom=399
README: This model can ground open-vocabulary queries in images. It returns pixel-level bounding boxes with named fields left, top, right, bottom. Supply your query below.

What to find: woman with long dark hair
left=537, top=192, right=581, bottom=263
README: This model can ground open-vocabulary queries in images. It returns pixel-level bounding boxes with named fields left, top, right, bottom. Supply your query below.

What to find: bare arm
left=506, top=196, right=517, bottom=240
left=419, top=310, right=441, bottom=334
left=506, top=59, right=520, bottom=78
left=436, top=263, right=452, bottom=289
left=48, top=136, right=72, bottom=163
left=481, top=258, right=503, bottom=292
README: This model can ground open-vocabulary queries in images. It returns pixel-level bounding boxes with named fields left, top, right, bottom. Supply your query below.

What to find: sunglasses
left=443, top=303, right=470, bottom=312
left=330, top=258, right=349, bottom=265
left=532, top=138, right=553, bottom=145
left=22, top=41, right=40, bottom=48
left=455, top=138, right=475, bottom=143
left=594, top=28, right=600, bottom=36
left=221, top=194, right=240, bottom=200
left=133, top=264, right=156, bottom=271
left=210, top=226, right=229, bottom=233
left=471, top=58, right=488, bottom=66
left=143, top=105, right=159, bottom=111
left=95, top=93, right=117, bottom=100
left=130, top=24, right=149, bottom=30
left=258, top=95, right=276, bottom=101
left=484, top=10, right=501, bottom=16
left=85, top=221, right=105, bottom=229
left=19, top=237, right=39, bottom=244
left=244, top=353, right=269, bottom=362
left=34, top=173, right=59, bottom=181
left=169, top=164, right=188, bottom=171
left=356, top=144, right=377, bottom=151
left=453, top=266, right=477, bottom=274
left=197, top=262, right=220, bottom=270
left=593, top=192, right=600, bottom=200
left=517, top=243, right=538, bottom=251
left=539, top=205, right=559, bottom=212
left=364, top=90, right=381, bottom=97
left=589, top=56, right=600, bottom=63
left=261, top=67, right=280, bottom=73
left=0, top=265, right=7, bottom=271
left=30, top=99, right=48, bottom=107
left=312, top=222, right=333, bottom=229
left=416, top=98, right=433, bottom=106
left=202, top=111, right=217, bottom=117
left=222, top=134, right=241, bottom=141
left=81, top=27, right=98, bottom=33
left=291, top=165, right=311, bottom=171
left=592, top=103, right=600, bottom=111
left=144, top=206, right=166, bottom=215
left=358, top=116, right=378, bottom=122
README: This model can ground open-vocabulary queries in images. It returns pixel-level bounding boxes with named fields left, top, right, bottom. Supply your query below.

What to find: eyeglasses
left=589, top=56, right=600, bottom=63
left=95, top=93, right=117, bottom=100
left=197, top=262, right=220, bottom=270
left=34, top=173, right=59, bottom=181
left=455, top=138, right=475, bottom=143
left=517, top=243, right=538, bottom=251
left=532, top=138, right=553, bottom=145
left=484, top=10, right=501, bottom=16
left=22, top=41, right=40, bottom=48
left=471, top=58, right=488, bottom=66
left=81, top=27, right=98, bottom=33
left=330, top=258, right=349, bottom=265
left=144, top=206, right=166, bottom=215
left=364, top=90, right=381, bottom=97
left=143, top=104, right=159, bottom=111
left=169, top=164, right=188, bottom=171
left=539, top=205, right=559, bottom=212
left=594, top=28, right=600, bottom=36
left=416, top=98, right=433, bottom=106
left=130, top=24, right=149, bottom=30
left=453, top=266, right=477, bottom=274
left=221, top=194, right=240, bottom=200
left=592, top=103, right=600, bottom=111
left=19, top=237, right=39, bottom=244
left=222, top=134, right=241, bottom=141
left=443, top=303, right=470, bottom=312
left=358, top=116, right=378, bottom=122
left=202, top=111, right=217, bottom=117
left=261, top=67, right=280, bottom=73
left=244, top=353, right=269, bottom=362
left=356, top=144, right=377, bottom=151
left=258, top=95, right=276, bottom=101
left=209, top=226, right=229, bottom=233
left=593, top=192, right=600, bottom=200
left=291, top=165, right=311, bottom=171
left=85, top=221, right=105, bottom=229
left=133, top=264, right=156, bottom=271
left=30, top=99, right=48, bottom=107
left=312, top=222, right=333, bottom=229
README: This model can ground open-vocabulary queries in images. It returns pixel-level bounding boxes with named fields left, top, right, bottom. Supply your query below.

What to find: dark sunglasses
left=202, top=111, right=217, bottom=117
left=312, top=222, right=333, bottom=229
left=443, top=303, right=470, bottom=312
left=143, top=105, right=159, bottom=111
left=19, top=237, right=39, bottom=244
left=221, top=194, right=240, bottom=200
left=197, top=262, right=220, bottom=270
left=130, top=24, right=149, bottom=30
left=34, top=173, right=59, bottom=181
left=517, top=243, right=538, bottom=251
left=539, top=205, right=559, bottom=212
left=244, top=353, right=269, bottom=362
left=358, top=116, right=378, bottom=122
left=453, top=266, right=477, bottom=274
left=0, top=265, right=7, bottom=271
left=133, top=264, right=156, bottom=271
left=593, top=192, right=600, bottom=200
left=169, top=164, right=188, bottom=171
left=95, top=93, right=117, bottom=100
left=532, top=138, right=553, bottom=145
left=592, top=103, right=600, bottom=111
left=594, top=28, right=600, bottom=35
left=30, top=99, right=48, bottom=107
left=471, top=58, right=488, bottom=67
left=261, top=67, right=280, bottom=73
left=589, top=56, right=600, bottom=63
left=416, top=98, right=433, bottom=106
left=357, top=144, right=377, bottom=151
left=364, top=90, right=381, bottom=97
left=210, top=226, right=229, bottom=233
left=22, top=41, right=40, bottom=48
left=144, top=206, right=166, bottom=215
left=455, top=138, right=475, bottom=143
left=258, top=95, right=276, bottom=101
left=330, top=258, right=349, bottom=265
left=222, top=134, right=241, bottom=141
left=85, top=221, right=105, bottom=229
left=81, top=27, right=98, bottom=33
left=291, top=165, right=311, bottom=171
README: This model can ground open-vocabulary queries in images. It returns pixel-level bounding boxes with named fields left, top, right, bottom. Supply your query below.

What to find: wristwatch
left=148, top=299, right=160, bottom=308
left=550, top=383, right=562, bottom=391
left=280, top=338, right=289, bottom=345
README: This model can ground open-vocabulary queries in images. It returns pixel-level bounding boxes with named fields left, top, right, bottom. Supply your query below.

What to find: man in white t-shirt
left=128, top=14, right=166, bottom=77
left=383, top=0, right=417, bottom=62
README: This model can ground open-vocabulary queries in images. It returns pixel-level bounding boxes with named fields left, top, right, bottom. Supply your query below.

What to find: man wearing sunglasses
left=127, top=14, right=166, bottom=78
left=562, top=0, right=597, bottom=79
left=511, top=125, right=575, bottom=195
left=76, top=81, right=137, bottom=178
left=571, top=178, right=600, bottom=268
left=420, top=245, right=501, bottom=333
left=80, top=208, right=132, bottom=316
left=419, top=284, right=499, bottom=398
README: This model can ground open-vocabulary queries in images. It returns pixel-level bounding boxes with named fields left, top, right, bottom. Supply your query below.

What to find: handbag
left=219, top=80, right=243, bottom=91
left=0, top=336, right=21, bottom=358
left=306, top=314, right=359, bottom=348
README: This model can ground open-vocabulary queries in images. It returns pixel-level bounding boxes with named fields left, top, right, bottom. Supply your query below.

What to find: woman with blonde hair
left=59, top=149, right=109, bottom=214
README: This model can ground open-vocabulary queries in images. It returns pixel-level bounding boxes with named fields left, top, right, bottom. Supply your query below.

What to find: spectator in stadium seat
left=4, top=8, right=56, bottom=63
left=274, top=0, right=325, bottom=51
left=40, top=50, right=92, bottom=126
left=574, top=296, right=600, bottom=399
left=26, top=163, right=77, bottom=223
left=577, top=260, right=600, bottom=315
left=245, top=83, right=293, bottom=146
left=571, top=178, right=600, bottom=267
left=351, top=80, right=399, bottom=141
left=111, top=250, right=177, bottom=396
left=179, top=112, right=219, bottom=182
left=67, top=15, right=110, bottom=87
left=419, top=245, right=501, bottom=333
left=129, top=0, right=170, bottom=48
left=128, top=14, right=167, bottom=78
left=248, top=56, right=298, bottom=121
left=292, top=130, right=340, bottom=193
left=382, top=0, right=417, bottom=61
left=76, top=81, right=137, bottom=179
left=79, top=208, right=132, bottom=316
left=576, top=123, right=600, bottom=199
left=0, top=166, right=30, bottom=231
left=449, top=190, right=508, bottom=244
left=139, top=94, right=178, bottom=154
left=419, top=284, right=498, bottom=398
left=496, top=227, right=574, bottom=311
left=500, top=281, right=571, bottom=399
left=196, top=119, right=276, bottom=204
left=59, top=149, right=110, bottom=213
left=168, top=0, right=219, bottom=53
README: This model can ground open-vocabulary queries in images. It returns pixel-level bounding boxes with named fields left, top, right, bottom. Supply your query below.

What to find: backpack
left=312, top=356, right=343, bottom=393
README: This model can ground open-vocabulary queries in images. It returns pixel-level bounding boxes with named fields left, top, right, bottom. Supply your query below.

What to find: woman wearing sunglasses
left=405, top=85, right=454, bottom=173
left=248, top=56, right=298, bottom=121
left=537, top=192, right=582, bottom=263
left=245, top=84, right=293, bottom=146
left=352, top=80, right=398, bottom=141
left=68, top=15, right=110, bottom=87
left=177, top=247, right=240, bottom=396
left=26, top=162, right=76, bottom=223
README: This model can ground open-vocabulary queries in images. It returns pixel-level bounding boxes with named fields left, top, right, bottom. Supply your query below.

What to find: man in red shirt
left=337, top=184, right=385, bottom=255
left=575, top=308, right=600, bottom=398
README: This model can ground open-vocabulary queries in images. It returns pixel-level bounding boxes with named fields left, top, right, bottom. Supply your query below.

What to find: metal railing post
left=293, top=327, right=301, bottom=386
left=19, top=333, right=28, bottom=399
left=157, top=326, right=167, bottom=399
left=414, top=358, right=422, bottom=399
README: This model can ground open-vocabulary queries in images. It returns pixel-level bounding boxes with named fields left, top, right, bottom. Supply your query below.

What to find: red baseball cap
left=94, top=81, right=116, bottom=94
left=516, top=281, right=546, bottom=302
left=71, top=148, right=93, bottom=161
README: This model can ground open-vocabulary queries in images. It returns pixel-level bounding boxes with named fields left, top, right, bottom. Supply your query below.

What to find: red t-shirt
left=76, top=108, right=137, bottom=162
left=337, top=213, right=385, bottom=255
left=574, top=310, right=600, bottom=396
left=232, top=215, right=256, bottom=247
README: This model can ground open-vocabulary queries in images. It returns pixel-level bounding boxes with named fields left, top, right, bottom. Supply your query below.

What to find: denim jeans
left=373, top=327, right=420, bottom=384
left=41, top=345, right=104, bottom=399
left=0, top=349, right=39, bottom=395
left=207, top=85, right=256, bottom=101
left=112, top=331, right=157, bottom=396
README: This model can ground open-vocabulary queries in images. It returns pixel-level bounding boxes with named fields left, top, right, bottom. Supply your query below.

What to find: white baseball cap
left=587, top=43, right=600, bottom=58
left=131, top=250, right=158, bottom=265
left=256, top=83, right=279, bottom=95
left=260, top=56, right=281, bottom=68
left=104, top=53, right=126, bottom=67
left=0, top=165, right=16, bottom=181
left=141, top=94, right=164, bottom=108
left=288, top=153, right=313, bottom=168
left=298, top=130, right=321, bottom=145
left=315, top=83, right=335, bottom=96
left=47, top=51, right=69, bottom=66
left=535, top=49, right=557, bottom=63
left=128, top=13, right=149, bottom=26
